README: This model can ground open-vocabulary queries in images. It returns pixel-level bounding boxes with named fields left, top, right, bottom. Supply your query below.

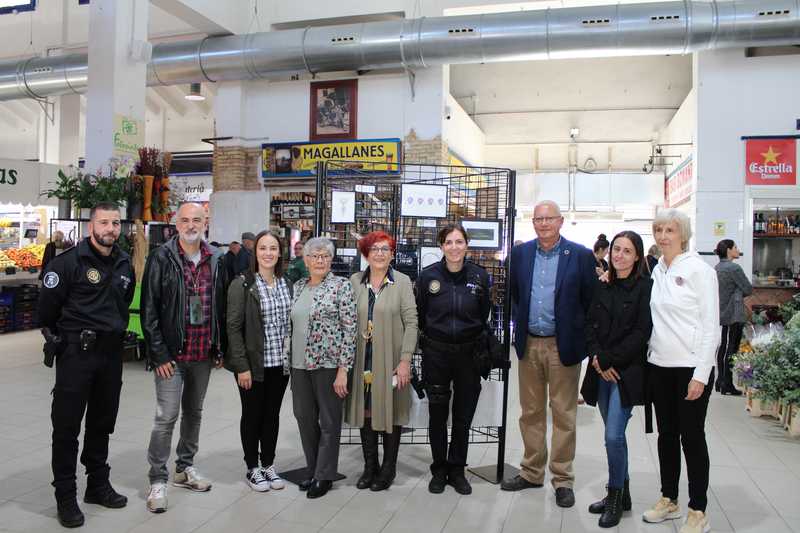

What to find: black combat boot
left=598, top=487, right=624, bottom=528
left=357, top=422, right=380, bottom=490
left=371, top=426, right=400, bottom=491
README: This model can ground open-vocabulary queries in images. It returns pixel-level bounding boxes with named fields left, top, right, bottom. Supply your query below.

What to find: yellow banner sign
left=262, top=138, right=401, bottom=177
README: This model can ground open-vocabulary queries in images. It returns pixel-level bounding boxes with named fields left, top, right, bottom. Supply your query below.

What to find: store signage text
left=665, top=156, right=693, bottom=208
left=261, top=138, right=401, bottom=178
left=112, top=114, right=145, bottom=161
left=745, top=138, right=797, bottom=186
left=0, top=168, right=19, bottom=185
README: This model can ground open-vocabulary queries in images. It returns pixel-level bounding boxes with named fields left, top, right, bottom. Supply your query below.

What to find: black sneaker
left=428, top=474, right=447, bottom=494
left=555, top=487, right=575, bottom=508
left=57, top=499, right=85, bottom=528
left=501, top=474, right=543, bottom=492
left=84, top=483, right=127, bottom=508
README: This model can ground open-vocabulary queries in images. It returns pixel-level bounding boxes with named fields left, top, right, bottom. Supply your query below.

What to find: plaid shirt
left=177, top=242, right=213, bottom=363
left=254, top=274, right=292, bottom=368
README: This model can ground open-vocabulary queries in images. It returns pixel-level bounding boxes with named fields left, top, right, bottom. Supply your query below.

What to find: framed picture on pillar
left=309, top=79, right=358, bottom=141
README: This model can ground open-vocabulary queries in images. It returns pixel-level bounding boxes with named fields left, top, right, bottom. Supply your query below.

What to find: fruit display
left=0, top=249, right=15, bottom=269
left=2, top=244, right=44, bottom=269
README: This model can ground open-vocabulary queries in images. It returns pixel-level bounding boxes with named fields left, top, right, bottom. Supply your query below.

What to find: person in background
left=714, top=239, right=752, bottom=396
left=416, top=223, right=491, bottom=496
left=226, top=230, right=293, bottom=492
left=141, top=202, right=229, bottom=514
left=238, top=232, right=256, bottom=275
left=646, top=244, right=661, bottom=275
left=225, top=241, right=246, bottom=280
left=643, top=209, right=719, bottom=533
left=594, top=234, right=610, bottom=276
left=286, top=240, right=310, bottom=282
left=287, top=237, right=356, bottom=499
left=581, top=231, right=652, bottom=528
left=40, top=230, right=68, bottom=280
left=346, top=231, right=417, bottom=492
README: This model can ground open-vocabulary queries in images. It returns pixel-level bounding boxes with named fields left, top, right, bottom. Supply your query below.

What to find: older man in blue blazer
left=501, top=200, right=597, bottom=508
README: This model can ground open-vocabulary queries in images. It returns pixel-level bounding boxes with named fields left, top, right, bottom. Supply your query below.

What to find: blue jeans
left=596, top=379, right=633, bottom=489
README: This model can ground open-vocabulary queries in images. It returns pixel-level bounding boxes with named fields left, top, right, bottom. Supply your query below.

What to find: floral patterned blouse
left=285, top=272, right=357, bottom=370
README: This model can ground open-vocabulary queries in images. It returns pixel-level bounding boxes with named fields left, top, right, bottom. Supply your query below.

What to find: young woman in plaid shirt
left=226, top=231, right=293, bottom=492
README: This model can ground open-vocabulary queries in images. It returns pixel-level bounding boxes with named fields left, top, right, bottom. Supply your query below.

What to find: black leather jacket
left=141, top=237, right=228, bottom=367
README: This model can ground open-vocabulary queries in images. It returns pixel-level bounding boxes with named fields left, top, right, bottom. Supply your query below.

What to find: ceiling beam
left=150, top=0, right=247, bottom=35
left=145, top=93, right=162, bottom=115
left=2, top=101, right=36, bottom=124
left=153, top=86, right=188, bottom=116
left=0, top=108, right=20, bottom=129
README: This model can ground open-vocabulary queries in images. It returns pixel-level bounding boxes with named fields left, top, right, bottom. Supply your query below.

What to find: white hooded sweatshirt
left=648, top=251, right=721, bottom=384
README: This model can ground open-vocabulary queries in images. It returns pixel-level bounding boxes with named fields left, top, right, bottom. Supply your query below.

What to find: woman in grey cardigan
left=346, top=231, right=418, bottom=492
left=714, top=239, right=752, bottom=396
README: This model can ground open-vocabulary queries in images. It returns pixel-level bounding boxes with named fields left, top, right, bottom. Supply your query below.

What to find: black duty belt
left=421, top=334, right=482, bottom=354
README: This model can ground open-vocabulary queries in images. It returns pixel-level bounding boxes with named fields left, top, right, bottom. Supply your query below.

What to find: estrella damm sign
left=745, top=138, right=796, bottom=186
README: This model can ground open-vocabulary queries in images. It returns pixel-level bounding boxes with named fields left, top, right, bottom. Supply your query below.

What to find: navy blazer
left=510, top=237, right=597, bottom=366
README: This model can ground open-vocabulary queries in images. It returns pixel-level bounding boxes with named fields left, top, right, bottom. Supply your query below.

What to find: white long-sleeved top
left=648, top=251, right=721, bottom=384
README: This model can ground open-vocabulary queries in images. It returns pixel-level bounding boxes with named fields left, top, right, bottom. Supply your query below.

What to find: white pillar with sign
left=84, top=0, right=148, bottom=172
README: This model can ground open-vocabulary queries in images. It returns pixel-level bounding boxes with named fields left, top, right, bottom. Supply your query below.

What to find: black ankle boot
left=598, top=487, right=624, bottom=528
left=371, top=426, right=400, bottom=491
left=357, top=422, right=380, bottom=490
left=589, top=480, right=631, bottom=514
left=57, top=498, right=85, bottom=528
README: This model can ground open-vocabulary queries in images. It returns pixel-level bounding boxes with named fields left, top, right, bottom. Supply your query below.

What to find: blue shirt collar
left=536, top=237, right=562, bottom=258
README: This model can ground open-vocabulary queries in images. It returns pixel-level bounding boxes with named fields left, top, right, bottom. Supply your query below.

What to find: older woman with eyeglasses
left=286, top=237, right=357, bottom=499
left=345, top=231, right=418, bottom=492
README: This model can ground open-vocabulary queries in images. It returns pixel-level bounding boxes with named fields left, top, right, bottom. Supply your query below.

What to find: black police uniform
left=416, top=258, right=492, bottom=482
left=38, top=237, right=135, bottom=507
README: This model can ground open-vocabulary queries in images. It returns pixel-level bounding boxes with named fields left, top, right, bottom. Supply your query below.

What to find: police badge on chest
left=466, top=275, right=484, bottom=296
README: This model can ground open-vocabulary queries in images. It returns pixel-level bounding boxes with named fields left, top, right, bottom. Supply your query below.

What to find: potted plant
left=41, top=168, right=79, bottom=219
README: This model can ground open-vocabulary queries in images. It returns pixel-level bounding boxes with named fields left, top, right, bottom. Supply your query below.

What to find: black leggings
left=716, top=323, right=743, bottom=390
left=649, top=364, right=714, bottom=512
left=237, top=367, right=289, bottom=470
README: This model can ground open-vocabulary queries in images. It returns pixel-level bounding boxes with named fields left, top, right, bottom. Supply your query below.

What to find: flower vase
left=142, top=175, right=154, bottom=221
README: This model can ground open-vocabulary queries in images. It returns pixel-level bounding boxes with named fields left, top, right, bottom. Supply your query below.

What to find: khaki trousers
left=518, top=335, right=581, bottom=489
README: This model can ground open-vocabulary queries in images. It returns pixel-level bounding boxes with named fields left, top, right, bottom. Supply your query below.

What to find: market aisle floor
left=0, top=330, right=798, bottom=533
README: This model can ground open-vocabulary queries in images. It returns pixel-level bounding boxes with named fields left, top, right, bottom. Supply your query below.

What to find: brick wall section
left=212, top=146, right=262, bottom=191
left=403, top=129, right=449, bottom=165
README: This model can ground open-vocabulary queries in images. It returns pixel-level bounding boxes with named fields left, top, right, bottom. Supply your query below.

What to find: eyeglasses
left=309, top=253, right=332, bottom=262
left=369, top=246, right=392, bottom=255
left=533, top=216, right=561, bottom=225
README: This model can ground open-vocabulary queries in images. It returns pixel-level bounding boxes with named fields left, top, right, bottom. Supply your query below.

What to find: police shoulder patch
left=43, top=271, right=60, bottom=289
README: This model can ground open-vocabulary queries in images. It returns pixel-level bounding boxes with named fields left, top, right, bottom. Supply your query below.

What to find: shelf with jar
left=753, top=208, right=800, bottom=237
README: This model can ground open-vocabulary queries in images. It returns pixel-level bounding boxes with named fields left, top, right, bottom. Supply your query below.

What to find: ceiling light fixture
left=185, top=83, right=205, bottom=101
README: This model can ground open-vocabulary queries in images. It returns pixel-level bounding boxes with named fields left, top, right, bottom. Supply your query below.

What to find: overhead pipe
left=0, top=0, right=798, bottom=101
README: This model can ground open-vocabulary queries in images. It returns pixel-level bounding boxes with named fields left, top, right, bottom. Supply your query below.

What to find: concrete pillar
left=85, top=0, right=148, bottom=171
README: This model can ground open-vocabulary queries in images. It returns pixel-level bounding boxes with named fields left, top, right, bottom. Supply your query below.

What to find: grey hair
left=647, top=244, right=662, bottom=258
left=304, top=237, right=335, bottom=257
left=534, top=200, right=562, bottom=217
left=652, top=209, right=692, bottom=251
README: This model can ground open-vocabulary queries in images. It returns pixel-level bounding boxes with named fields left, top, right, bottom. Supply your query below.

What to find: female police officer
left=416, top=222, right=492, bottom=495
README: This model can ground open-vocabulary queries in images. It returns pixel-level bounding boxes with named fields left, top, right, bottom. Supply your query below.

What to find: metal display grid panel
left=313, top=160, right=516, bottom=482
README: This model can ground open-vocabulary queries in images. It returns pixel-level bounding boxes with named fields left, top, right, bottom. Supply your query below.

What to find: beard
left=92, top=230, right=116, bottom=248
left=180, top=230, right=201, bottom=244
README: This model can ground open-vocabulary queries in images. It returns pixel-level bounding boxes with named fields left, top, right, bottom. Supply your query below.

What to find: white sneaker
left=642, top=497, right=682, bottom=523
left=679, top=509, right=711, bottom=533
left=246, top=467, right=270, bottom=492
left=262, top=465, right=285, bottom=490
left=146, top=483, right=167, bottom=513
left=173, top=466, right=212, bottom=492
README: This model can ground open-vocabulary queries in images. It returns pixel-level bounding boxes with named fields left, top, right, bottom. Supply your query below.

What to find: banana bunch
left=22, top=243, right=46, bottom=261
left=0, top=219, right=12, bottom=228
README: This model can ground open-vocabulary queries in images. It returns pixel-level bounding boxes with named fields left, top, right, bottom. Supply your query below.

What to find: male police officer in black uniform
left=39, top=202, right=135, bottom=528
left=416, top=223, right=492, bottom=496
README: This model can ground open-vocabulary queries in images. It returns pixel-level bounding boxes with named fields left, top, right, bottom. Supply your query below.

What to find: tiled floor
left=0, top=329, right=798, bottom=532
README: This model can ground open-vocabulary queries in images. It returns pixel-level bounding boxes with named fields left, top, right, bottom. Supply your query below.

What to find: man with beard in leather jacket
left=141, top=202, right=228, bottom=513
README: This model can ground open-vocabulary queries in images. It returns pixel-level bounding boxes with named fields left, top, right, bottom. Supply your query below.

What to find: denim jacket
left=285, top=272, right=357, bottom=370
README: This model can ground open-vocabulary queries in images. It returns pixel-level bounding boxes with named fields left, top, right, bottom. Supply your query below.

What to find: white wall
left=694, top=49, right=800, bottom=275
left=442, top=94, right=485, bottom=166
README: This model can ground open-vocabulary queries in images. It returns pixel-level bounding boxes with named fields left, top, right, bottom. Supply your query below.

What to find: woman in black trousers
left=226, top=230, right=293, bottom=492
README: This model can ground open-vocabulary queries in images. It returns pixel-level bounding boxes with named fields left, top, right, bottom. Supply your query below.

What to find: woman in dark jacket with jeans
left=226, top=230, right=293, bottom=492
left=580, top=231, right=653, bottom=528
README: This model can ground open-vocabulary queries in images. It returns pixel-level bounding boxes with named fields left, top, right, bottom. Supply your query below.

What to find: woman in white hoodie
left=642, top=209, right=719, bottom=533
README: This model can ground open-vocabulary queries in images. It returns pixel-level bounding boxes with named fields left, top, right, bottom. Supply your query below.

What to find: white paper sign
left=420, top=247, right=443, bottom=269
left=331, top=190, right=356, bottom=223
left=400, top=184, right=448, bottom=218
left=355, top=184, right=376, bottom=193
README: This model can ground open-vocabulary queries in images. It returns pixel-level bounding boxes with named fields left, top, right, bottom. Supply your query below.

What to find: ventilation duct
left=0, top=0, right=798, bottom=101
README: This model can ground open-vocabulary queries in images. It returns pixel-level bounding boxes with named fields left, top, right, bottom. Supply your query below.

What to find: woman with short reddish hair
left=345, top=231, right=418, bottom=491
